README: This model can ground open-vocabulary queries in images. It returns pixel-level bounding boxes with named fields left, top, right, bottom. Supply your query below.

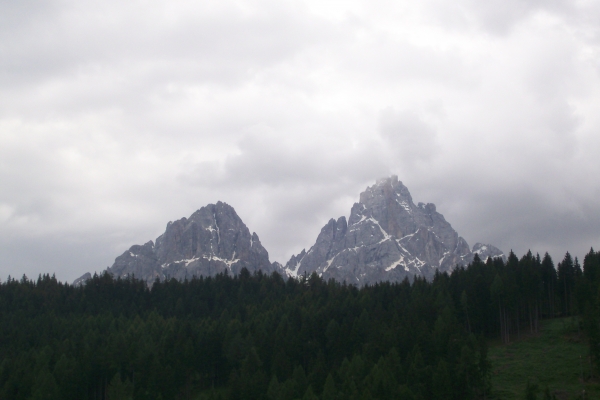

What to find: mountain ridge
left=76, top=201, right=283, bottom=285
left=282, top=176, right=504, bottom=285
left=74, top=176, right=504, bottom=285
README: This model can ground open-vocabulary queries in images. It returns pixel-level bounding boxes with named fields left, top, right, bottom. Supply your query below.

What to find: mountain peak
left=284, top=176, right=504, bottom=285
left=73, top=176, right=504, bottom=286
left=360, top=175, right=411, bottom=205
left=79, top=203, right=282, bottom=284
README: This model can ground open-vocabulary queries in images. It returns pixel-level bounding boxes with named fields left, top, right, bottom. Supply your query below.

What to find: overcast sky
left=1, top=0, right=600, bottom=282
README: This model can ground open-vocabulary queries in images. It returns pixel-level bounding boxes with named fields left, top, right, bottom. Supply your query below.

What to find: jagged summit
left=74, top=177, right=504, bottom=286
left=283, top=176, right=504, bottom=285
left=75, top=202, right=282, bottom=285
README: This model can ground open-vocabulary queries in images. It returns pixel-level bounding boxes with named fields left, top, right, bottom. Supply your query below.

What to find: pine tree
left=558, top=252, right=575, bottom=316
left=321, top=374, right=337, bottom=400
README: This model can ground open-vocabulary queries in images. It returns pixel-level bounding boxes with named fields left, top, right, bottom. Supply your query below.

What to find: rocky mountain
left=74, top=176, right=504, bottom=286
left=283, top=176, right=504, bottom=285
left=76, top=202, right=282, bottom=284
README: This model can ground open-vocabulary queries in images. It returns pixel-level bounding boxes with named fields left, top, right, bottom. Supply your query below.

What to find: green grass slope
left=489, top=317, right=600, bottom=399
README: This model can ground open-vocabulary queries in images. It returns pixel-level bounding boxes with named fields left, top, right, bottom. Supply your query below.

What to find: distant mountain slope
left=74, top=177, right=504, bottom=286
left=283, top=176, right=504, bottom=285
left=76, top=202, right=281, bottom=284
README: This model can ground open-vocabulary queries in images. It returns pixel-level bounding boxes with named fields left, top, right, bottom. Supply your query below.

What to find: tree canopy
left=0, top=248, right=599, bottom=399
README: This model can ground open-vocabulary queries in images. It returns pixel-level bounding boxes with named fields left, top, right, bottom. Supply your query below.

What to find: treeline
left=451, top=250, right=582, bottom=343
left=0, top=248, right=599, bottom=399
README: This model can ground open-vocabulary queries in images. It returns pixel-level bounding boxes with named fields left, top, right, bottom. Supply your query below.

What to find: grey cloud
left=182, top=130, right=390, bottom=188
left=0, top=1, right=331, bottom=89
left=0, top=227, right=152, bottom=282
left=232, top=180, right=372, bottom=264
left=1, top=0, right=600, bottom=282
left=428, top=0, right=573, bottom=35
left=379, top=108, right=439, bottom=166
left=472, top=0, right=571, bottom=34
left=0, top=0, right=58, bottom=35
left=329, top=33, right=477, bottom=88
left=445, top=187, right=600, bottom=264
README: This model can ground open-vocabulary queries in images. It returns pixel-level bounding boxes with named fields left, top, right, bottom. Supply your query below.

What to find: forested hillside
left=1, top=249, right=599, bottom=399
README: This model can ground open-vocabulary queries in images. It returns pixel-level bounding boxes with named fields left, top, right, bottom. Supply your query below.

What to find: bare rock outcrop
left=75, top=202, right=281, bottom=285
left=284, top=176, right=505, bottom=285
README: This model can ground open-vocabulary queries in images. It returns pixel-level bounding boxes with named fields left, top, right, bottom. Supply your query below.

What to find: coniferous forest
left=1, top=249, right=600, bottom=399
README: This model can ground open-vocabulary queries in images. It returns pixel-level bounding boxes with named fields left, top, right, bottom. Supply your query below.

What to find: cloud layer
left=1, top=0, right=600, bottom=281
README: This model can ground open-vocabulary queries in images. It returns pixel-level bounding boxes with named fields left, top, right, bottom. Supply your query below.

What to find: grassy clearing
left=489, top=317, right=600, bottom=399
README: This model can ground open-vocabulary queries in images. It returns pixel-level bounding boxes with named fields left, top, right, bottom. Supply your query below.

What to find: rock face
left=284, top=176, right=504, bottom=285
left=83, top=202, right=281, bottom=284
left=72, top=272, right=91, bottom=287
left=74, top=177, right=505, bottom=286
